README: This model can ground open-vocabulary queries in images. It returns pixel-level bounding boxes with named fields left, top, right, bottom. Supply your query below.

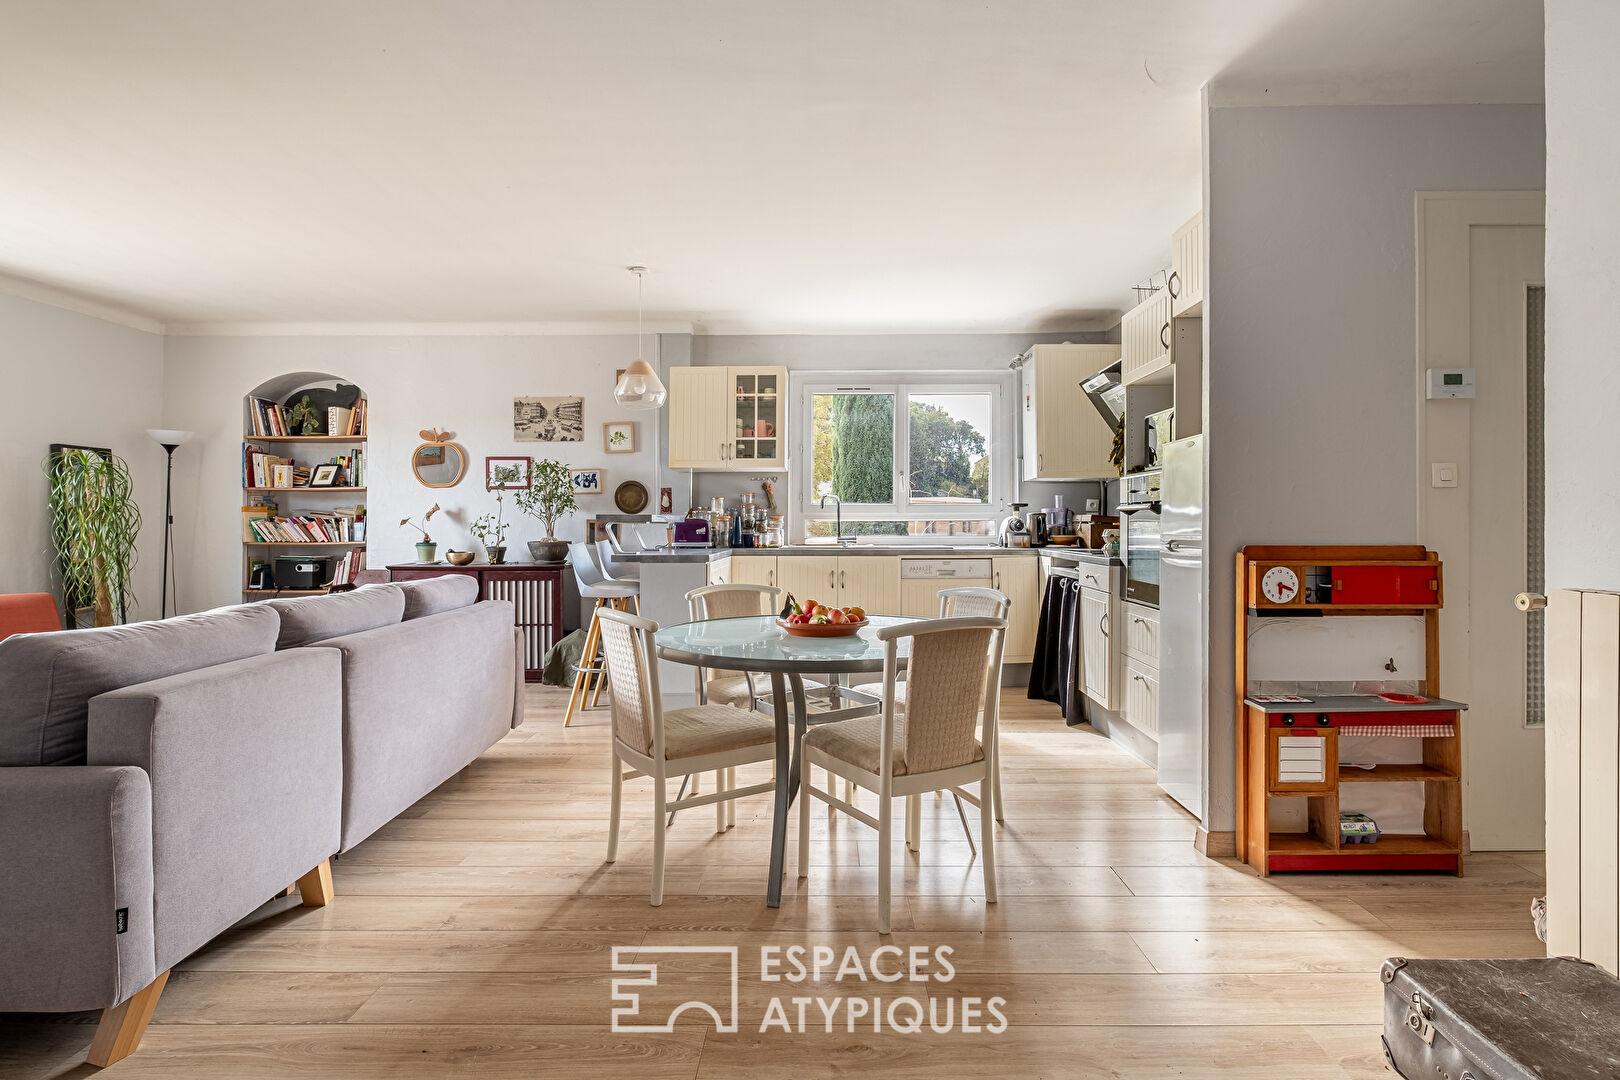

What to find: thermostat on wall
left=1426, top=368, right=1476, bottom=399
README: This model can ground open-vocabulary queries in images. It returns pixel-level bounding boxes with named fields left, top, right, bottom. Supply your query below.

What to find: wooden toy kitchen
left=1235, top=544, right=1467, bottom=875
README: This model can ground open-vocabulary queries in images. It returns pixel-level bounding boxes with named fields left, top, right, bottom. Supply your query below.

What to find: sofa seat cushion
left=0, top=604, right=280, bottom=766
left=397, top=574, right=480, bottom=620
left=268, top=583, right=404, bottom=648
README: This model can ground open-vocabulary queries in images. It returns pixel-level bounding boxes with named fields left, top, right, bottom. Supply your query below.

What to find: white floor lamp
left=146, top=429, right=194, bottom=619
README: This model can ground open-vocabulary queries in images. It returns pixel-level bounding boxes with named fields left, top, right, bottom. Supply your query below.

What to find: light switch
left=1431, top=462, right=1460, bottom=488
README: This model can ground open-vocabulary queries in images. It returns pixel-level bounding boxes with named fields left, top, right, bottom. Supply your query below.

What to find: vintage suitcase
left=1381, top=956, right=1620, bottom=1080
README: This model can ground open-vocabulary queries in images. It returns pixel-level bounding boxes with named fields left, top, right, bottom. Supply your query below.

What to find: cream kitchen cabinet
left=667, top=365, right=786, bottom=470
left=1123, top=656, right=1160, bottom=738
left=1019, top=344, right=1120, bottom=481
left=706, top=555, right=730, bottom=585
left=729, top=554, right=778, bottom=588
left=1079, top=585, right=1116, bottom=710
left=1122, top=601, right=1160, bottom=665
left=1121, top=287, right=1173, bottom=387
left=777, top=555, right=898, bottom=614
left=1169, top=212, right=1204, bottom=317
left=993, top=556, right=1040, bottom=663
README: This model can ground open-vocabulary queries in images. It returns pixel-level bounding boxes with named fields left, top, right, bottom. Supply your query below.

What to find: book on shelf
left=243, top=443, right=364, bottom=488
left=329, top=547, right=365, bottom=587
left=244, top=510, right=360, bottom=544
left=242, top=505, right=273, bottom=541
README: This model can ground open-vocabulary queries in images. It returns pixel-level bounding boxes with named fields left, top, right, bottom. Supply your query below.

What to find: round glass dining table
left=655, top=614, right=913, bottom=907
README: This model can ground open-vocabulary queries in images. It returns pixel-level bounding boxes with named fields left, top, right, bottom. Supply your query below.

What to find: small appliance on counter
left=1076, top=514, right=1119, bottom=549
left=672, top=517, right=712, bottom=547
left=998, top=502, right=1031, bottom=547
left=1027, top=511, right=1051, bottom=547
left=1043, top=495, right=1072, bottom=535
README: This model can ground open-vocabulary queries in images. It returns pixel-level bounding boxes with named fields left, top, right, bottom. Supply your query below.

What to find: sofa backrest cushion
left=267, top=583, right=405, bottom=649
left=397, top=574, right=480, bottom=620
left=0, top=604, right=280, bottom=766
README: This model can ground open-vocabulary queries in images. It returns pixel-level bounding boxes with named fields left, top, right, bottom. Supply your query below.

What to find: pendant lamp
left=613, top=266, right=666, bottom=409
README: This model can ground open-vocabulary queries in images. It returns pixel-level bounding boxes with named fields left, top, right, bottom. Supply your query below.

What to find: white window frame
left=796, top=372, right=1014, bottom=542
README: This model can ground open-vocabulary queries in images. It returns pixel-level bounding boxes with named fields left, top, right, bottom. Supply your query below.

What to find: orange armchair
left=0, top=593, right=62, bottom=642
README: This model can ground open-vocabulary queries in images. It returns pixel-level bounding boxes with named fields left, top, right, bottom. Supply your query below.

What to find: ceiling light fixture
left=613, top=266, right=666, bottom=410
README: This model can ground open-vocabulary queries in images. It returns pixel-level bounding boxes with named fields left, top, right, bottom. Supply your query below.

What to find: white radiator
left=1547, top=589, right=1620, bottom=972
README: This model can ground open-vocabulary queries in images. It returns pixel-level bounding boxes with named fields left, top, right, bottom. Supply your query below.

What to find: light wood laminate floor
left=2, top=686, right=1545, bottom=1078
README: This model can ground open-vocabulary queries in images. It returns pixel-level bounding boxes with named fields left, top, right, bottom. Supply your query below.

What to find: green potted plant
left=44, top=447, right=143, bottom=626
left=400, top=503, right=440, bottom=562
left=514, top=459, right=577, bottom=564
left=470, top=486, right=512, bottom=565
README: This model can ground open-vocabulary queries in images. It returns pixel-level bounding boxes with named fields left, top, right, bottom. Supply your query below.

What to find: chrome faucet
left=820, top=494, right=849, bottom=543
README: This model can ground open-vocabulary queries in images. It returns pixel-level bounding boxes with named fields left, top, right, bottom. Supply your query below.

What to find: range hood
left=1081, top=361, right=1125, bottom=428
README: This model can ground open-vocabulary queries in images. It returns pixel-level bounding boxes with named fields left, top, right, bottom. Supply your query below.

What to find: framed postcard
left=569, top=467, right=604, bottom=495
left=485, top=455, right=531, bottom=490
left=309, top=463, right=340, bottom=487
left=603, top=421, right=635, bottom=453
left=514, top=396, right=584, bottom=441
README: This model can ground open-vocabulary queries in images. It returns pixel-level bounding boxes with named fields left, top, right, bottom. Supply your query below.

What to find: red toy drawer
left=1267, top=710, right=1460, bottom=728
left=1332, top=565, right=1439, bottom=606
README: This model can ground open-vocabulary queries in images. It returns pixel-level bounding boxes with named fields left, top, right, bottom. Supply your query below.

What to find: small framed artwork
left=309, top=463, right=341, bottom=488
left=603, top=421, right=635, bottom=453
left=514, top=396, right=584, bottom=441
left=570, top=467, right=604, bottom=495
left=485, top=455, right=531, bottom=490
left=271, top=463, right=294, bottom=489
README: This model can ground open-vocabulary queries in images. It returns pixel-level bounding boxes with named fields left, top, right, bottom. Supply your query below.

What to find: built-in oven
left=1118, top=473, right=1161, bottom=607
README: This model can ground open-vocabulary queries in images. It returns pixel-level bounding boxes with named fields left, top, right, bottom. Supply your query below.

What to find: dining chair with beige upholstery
left=798, top=615, right=1005, bottom=934
left=597, top=607, right=779, bottom=906
left=852, top=586, right=1011, bottom=835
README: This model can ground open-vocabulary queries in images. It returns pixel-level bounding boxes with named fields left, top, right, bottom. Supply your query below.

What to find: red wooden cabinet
left=387, top=564, right=565, bottom=682
left=1331, top=564, right=1440, bottom=607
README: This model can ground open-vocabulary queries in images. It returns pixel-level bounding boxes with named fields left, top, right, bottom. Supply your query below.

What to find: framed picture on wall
left=569, top=467, right=604, bottom=495
left=485, top=455, right=531, bottom=490
left=603, top=422, right=635, bottom=453
left=514, top=396, right=584, bottom=441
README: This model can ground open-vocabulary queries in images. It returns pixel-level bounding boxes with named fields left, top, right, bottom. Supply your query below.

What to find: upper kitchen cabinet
left=1020, top=343, right=1120, bottom=482
left=1121, top=287, right=1172, bottom=386
left=667, top=365, right=787, bottom=470
left=1169, top=212, right=1204, bottom=317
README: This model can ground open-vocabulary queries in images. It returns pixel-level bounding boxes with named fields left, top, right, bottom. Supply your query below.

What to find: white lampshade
left=613, top=359, right=667, bottom=410
left=146, top=429, right=195, bottom=447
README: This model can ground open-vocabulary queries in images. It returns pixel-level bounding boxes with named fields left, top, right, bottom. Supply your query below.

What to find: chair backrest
left=596, top=538, right=637, bottom=581
left=938, top=586, right=1011, bottom=620
left=686, top=583, right=782, bottom=621
left=0, top=593, right=61, bottom=641
left=568, top=541, right=606, bottom=589
left=877, top=616, right=1006, bottom=776
left=594, top=607, right=664, bottom=759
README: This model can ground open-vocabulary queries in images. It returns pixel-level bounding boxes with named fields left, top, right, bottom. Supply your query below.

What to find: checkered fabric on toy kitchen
left=1341, top=723, right=1454, bottom=738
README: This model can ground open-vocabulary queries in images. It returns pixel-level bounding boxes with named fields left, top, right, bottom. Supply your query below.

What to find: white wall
left=161, top=334, right=660, bottom=611
left=0, top=292, right=166, bottom=619
left=1202, top=103, right=1546, bottom=834
left=1546, top=0, right=1620, bottom=592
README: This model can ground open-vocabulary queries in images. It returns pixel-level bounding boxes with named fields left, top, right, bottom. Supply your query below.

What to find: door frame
left=1414, top=190, right=1545, bottom=850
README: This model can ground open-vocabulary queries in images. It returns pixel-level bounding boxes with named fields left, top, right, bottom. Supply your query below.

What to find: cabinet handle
left=1132, top=673, right=1146, bottom=683
left=768, top=570, right=774, bottom=586
left=1132, top=616, right=1147, bottom=626
left=1167, top=270, right=1181, bottom=299
left=841, top=569, right=846, bottom=588
left=995, top=571, right=1001, bottom=590
left=1038, top=453, right=1044, bottom=471
left=1160, top=321, right=1171, bottom=350
left=829, top=569, right=836, bottom=589
left=1100, top=612, right=1109, bottom=637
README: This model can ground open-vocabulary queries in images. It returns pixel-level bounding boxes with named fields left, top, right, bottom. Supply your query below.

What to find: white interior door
left=1418, top=193, right=1546, bottom=851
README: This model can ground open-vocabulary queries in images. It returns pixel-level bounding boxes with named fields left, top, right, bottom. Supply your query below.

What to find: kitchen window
left=798, top=377, right=1008, bottom=540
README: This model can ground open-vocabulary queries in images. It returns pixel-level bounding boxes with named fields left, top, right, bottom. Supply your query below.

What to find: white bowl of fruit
left=777, top=598, right=869, bottom=637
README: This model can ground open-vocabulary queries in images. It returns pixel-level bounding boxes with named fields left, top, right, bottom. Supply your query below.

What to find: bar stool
left=566, top=542, right=639, bottom=726
left=596, top=536, right=641, bottom=582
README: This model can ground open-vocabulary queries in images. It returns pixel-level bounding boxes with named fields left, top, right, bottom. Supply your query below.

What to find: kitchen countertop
left=1243, top=694, right=1469, bottom=714
left=615, top=544, right=1051, bottom=563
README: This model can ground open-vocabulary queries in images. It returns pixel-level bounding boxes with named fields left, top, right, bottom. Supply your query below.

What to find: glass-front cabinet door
left=729, top=366, right=785, bottom=469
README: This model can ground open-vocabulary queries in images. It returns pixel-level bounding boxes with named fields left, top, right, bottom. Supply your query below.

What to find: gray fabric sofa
left=0, top=576, right=521, bottom=1067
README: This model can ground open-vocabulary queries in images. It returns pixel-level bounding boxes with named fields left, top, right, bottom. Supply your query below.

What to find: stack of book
left=246, top=396, right=368, bottom=438
left=325, top=402, right=367, bottom=437
left=329, top=548, right=366, bottom=586
left=243, top=509, right=361, bottom=543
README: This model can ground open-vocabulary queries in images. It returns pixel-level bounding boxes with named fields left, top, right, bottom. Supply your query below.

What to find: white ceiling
left=0, top=1, right=1543, bottom=334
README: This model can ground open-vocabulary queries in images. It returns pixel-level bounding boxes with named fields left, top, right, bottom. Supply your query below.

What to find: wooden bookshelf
left=242, top=377, right=368, bottom=598
left=1235, top=545, right=1466, bottom=877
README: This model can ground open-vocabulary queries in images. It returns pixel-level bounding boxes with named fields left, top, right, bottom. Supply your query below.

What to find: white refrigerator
left=1156, top=434, right=1206, bottom=816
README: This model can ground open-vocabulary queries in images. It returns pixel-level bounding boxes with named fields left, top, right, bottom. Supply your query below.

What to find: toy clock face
left=1260, top=565, right=1300, bottom=604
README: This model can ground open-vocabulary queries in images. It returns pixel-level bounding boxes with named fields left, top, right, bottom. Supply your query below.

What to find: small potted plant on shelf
left=514, top=459, right=577, bottom=564
left=400, top=503, right=440, bottom=562
left=470, top=486, right=512, bottom=565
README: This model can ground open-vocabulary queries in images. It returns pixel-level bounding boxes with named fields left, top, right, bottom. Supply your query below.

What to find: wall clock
left=1260, top=565, right=1300, bottom=605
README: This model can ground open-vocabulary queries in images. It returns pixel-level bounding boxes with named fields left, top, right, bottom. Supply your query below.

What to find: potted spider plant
left=514, top=459, right=577, bottom=564
left=44, top=447, right=143, bottom=626
left=470, top=486, right=512, bottom=564
left=400, top=503, right=440, bottom=562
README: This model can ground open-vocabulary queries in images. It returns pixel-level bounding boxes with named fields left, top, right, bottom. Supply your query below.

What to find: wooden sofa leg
left=86, top=970, right=170, bottom=1067
left=296, top=858, right=334, bottom=907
